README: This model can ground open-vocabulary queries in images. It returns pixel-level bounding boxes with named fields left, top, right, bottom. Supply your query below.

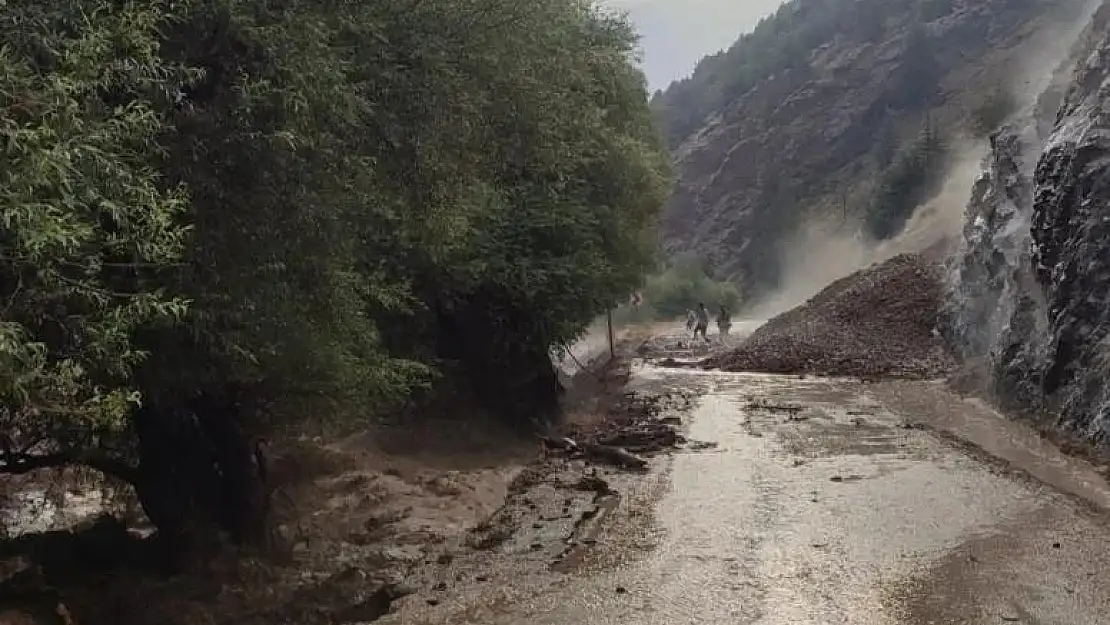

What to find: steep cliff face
left=948, top=2, right=1110, bottom=444
left=655, top=0, right=1093, bottom=296
left=946, top=127, right=1051, bottom=411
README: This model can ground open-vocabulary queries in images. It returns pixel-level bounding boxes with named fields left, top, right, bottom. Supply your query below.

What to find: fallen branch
left=580, top=443, right=647, bottom=470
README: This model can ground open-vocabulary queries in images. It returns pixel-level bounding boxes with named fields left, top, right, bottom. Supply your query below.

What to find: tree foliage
left=969, top=87, right=1019, bottom=138
left=891, top=21, right=941, bottom=109
left=920, top=0, right=955, bottom=22
left=640, top=255, right=742, bottom=319
left=864, top=121, right=947, bottom=239
left=0, top=0, right=669, bottom=548
left=0, top=0, right=191, bottom=472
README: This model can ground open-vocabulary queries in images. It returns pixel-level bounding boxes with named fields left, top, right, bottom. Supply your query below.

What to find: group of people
left=686, top=303, right=731, bottom=342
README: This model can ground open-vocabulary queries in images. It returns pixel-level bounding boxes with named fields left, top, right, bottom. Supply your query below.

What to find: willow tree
left=0, top=0, right=189, bottom=481
left=129, top=0, right=430, bottom=548
left=137, top=0, right=669, bottom=542
left=360, top=0, right=672, bottom=420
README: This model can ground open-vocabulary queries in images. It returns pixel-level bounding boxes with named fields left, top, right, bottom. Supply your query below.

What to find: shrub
left=864, top=122, right=947, bottom=239
left=642, top=256, right=743, bottom=319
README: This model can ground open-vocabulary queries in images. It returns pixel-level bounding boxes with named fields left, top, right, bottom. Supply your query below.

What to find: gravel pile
left=702, top=253, right=957, bottom=379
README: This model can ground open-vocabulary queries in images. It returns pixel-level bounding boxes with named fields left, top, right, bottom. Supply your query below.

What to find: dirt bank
left=703, top=253, right=957, bottom=379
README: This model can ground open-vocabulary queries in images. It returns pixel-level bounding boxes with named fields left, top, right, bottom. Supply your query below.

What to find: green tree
left=970, top=87, right=1018, bottom=138
left=340, top=0, right=669, bottom=423
left=0, top=0, right=670, bottom=555
left=865, top=120, right=947, bottom=239
left=920, top=0, right=954, bottom=21
left=0, top=0, right=190, bottom=478
left=892, top=21, right=941, bottom=109
left=642, top=255, right=742, bottom=319
left=117, top=0, right=435, bottom=548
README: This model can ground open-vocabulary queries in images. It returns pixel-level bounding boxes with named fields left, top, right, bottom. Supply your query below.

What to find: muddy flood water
left=388, top=323, right=1110, bottom=625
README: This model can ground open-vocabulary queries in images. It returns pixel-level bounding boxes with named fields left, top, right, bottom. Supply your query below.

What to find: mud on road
left=374, top=350, right=718, bottom=624
left=9, top=320, right=1110, bottom=625
left=0, top=325, right=706, bottom=625
left=391, top=325, right=1110, bottom=625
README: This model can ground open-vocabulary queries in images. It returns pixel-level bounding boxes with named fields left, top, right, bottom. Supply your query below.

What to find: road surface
left=390, top=323, right=1110, bottom=625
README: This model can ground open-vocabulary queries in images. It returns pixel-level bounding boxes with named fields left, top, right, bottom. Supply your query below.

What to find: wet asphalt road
left=390, top=325, right=1110, bottom=624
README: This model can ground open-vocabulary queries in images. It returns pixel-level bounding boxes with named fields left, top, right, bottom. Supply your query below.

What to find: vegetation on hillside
left=0, top=0, right=668, bottom=555
left=865, top=121, right=948, bottom=239
left=621, top=255, right=742, bottom=321
left=650, top=0, right=950, bottom=149
left=651, top=0, right=955, bottom=264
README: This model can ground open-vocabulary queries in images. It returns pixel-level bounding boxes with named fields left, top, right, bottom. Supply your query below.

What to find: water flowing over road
left=393, top=323, right=1110, bottom=624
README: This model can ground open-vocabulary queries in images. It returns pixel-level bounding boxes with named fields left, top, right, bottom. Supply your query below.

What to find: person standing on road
left=686, top=309, right=696, bottom=334
left=693, top=303, right=710, bottom=342
left=716, top=305, right=732, bottom=340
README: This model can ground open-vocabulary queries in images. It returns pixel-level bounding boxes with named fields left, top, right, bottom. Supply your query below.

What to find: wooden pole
left=607, top=308, right=615, bottom=361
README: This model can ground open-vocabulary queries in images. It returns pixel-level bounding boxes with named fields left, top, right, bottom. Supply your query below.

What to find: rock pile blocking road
left=702, top=253, right=957, bottom=379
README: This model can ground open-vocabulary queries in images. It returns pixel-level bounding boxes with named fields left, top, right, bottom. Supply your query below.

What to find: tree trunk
left=433, top=297, right=561, bottom=427
left=132, top=387, right=268, bottom=568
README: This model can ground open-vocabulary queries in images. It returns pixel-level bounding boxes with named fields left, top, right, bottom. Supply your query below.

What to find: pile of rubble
left=703, top=253, right=957, bottom=379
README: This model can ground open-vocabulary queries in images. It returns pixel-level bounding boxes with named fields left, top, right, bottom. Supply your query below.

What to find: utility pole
left=607, top=308, right=615, bottom=361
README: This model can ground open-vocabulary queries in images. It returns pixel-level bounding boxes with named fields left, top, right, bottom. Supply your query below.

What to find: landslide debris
left=703, top=253, right=956, bottom=379
left=545, top=388, right=703, bottom=471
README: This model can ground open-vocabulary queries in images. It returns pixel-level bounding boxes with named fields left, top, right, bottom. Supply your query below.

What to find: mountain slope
left=653, top=0, right=1094, bottom=298
left=948, top=0, right=1110, bottom=445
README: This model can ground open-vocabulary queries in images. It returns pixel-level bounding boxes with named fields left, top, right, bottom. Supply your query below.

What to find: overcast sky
left=607, top=0, right=786, bottom=91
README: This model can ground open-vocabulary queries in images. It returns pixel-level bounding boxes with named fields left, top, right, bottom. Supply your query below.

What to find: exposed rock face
left=948, top=2, right=1110, bottom=444
left=1031, top=8, right=1110, bottom=442
left=945, top=126, right=1051, bottom=411
left=658, top=0, right=1093, bottom=296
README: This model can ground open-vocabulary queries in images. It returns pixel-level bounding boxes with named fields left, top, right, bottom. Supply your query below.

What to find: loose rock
left=703, top=254, right=957, bottom=379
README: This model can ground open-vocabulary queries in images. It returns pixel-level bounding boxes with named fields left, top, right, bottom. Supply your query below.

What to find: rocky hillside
left=653, top=0, right=1094, bottom=297
left=947, top=1, right=1110, bottom=445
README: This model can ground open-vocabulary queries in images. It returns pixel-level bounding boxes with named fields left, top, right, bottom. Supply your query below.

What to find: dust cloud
left=556, top=318, right=614, bottom=378
left=1006, top=0, right=1103, bottom=113
left=746, top=140, right=986, bottom=320
left=744, top=0, right=1101, bottom=321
